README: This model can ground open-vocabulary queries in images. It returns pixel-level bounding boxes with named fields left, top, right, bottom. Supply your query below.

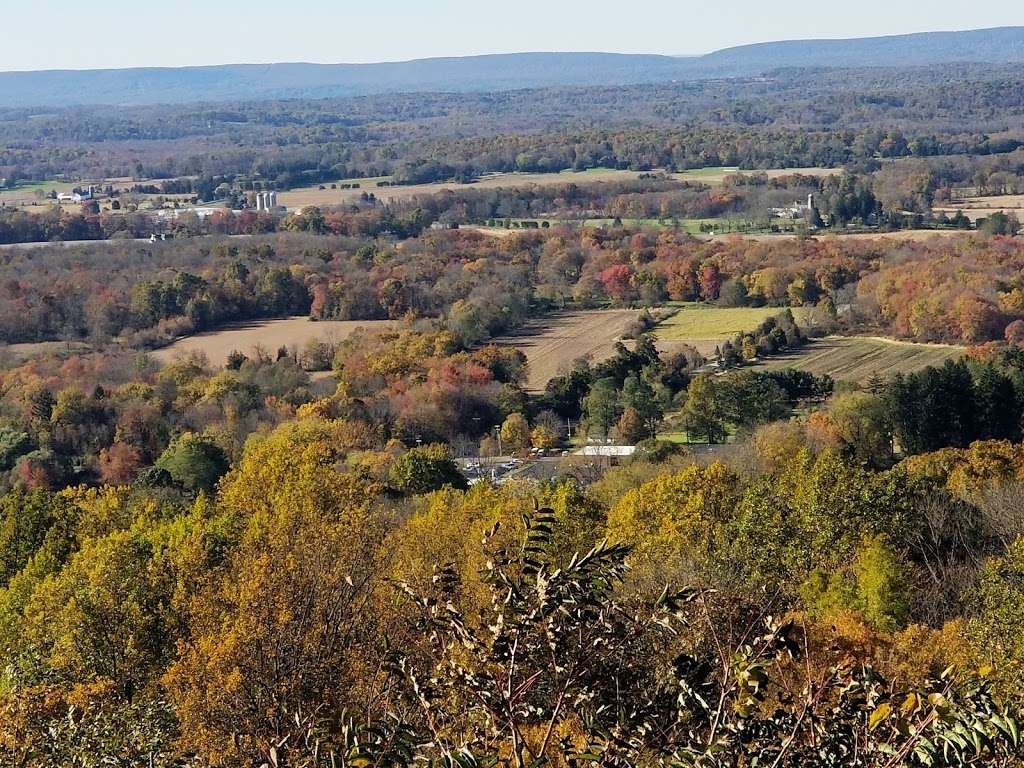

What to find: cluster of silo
left=254, top=191, right=279, bottom=211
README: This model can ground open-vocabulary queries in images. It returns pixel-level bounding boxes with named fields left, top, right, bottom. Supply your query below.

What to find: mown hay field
left=756, top=336, right=964, bottom=383
left=491, top=310, right=639, bottom=391
left=151, top=317, right=396, bottom=368
left=935, top=194, right=1024, bottom=222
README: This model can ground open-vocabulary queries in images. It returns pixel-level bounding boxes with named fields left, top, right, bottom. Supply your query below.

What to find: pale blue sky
left=4, top=1, right=1023, bottom=71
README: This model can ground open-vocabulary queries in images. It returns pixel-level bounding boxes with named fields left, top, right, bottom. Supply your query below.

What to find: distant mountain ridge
left=2, top=26, right=1023, bottom=107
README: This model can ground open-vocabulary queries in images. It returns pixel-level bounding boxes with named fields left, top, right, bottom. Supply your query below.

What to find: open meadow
left=151, top=317, right=396, bottom=368
left=674, top=166, right=836, bottom=185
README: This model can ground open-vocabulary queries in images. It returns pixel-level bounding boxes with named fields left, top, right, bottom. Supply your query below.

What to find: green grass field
left=656, top=304, right=813, bottom=340
left=0, top=180, right=78, bottom=206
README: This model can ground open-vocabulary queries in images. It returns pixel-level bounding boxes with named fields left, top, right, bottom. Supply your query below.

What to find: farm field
left=0, top=180, right=79, bottom=207
left=1, top=340, right=91, bottom=364
left=813, top=229, right=972, bottom=242
left=674, top=166, right=836, bottom=185
left=656, top=305, right=813, bottom=341
left=151, top=317, right=396, bottom=368
left=0, top=176, right=193, bottom=213
left=756, top=336, right=964, bottom=383
left=490, top=310, right=639, bottom=391
left=278, top=170, right=651, bottom=209
left=277, top=167, right=838, bottom=210
left=935, top=194, right=1024, bottom=222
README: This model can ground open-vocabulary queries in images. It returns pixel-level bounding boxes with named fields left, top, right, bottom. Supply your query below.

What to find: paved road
left=0, top=237, right=162, bottom=250
left=0, top=233, right=253, bottom=250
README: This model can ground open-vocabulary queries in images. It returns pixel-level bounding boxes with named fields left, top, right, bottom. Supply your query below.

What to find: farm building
left=769, top=193, right=815, bottom=219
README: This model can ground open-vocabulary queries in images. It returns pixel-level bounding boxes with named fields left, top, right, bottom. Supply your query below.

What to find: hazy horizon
left=3, top=1, right=1023, bottom=72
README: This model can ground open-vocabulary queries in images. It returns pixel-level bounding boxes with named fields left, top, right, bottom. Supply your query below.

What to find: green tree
left=0, top=429, right=32, bottom=472
left=681, top=375, right=727, bottom=443
left=972, top=539, right=1024, bottom=691
left=854, top=535, right=909, bottom=632
left=829, top=392, right=894, bottom=469
left=582, top=378, right=621, bottom=436
left=620, top=373, right=662, bottom=435
left=388, top=444, right=468, bottom=495
left=0, top=490, right=72, bottom=588
left=717, top=371, right=790, bottom=428
left=499, top=412, right=531, bottom=453
left=22, top=526, right=180, bottom=700
left=154, top=433, right=229, bottom=493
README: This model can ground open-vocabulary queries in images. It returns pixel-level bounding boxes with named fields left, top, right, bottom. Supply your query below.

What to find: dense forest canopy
left=5, top=27, right=1024, bottom=766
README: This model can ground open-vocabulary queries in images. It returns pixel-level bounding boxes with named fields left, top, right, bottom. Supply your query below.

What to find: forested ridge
left=1, top=26, right=1022, bottom=107
left=3, top=64, right=1024, bottom=184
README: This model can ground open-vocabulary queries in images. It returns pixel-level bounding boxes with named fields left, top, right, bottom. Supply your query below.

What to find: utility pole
left=494, top=426, right=503, bottom=457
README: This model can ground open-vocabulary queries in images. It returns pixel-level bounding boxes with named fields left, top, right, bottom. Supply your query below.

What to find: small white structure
left=573, top=445, right=637, bottom=457
left=157, top=207, right=226, bottom=221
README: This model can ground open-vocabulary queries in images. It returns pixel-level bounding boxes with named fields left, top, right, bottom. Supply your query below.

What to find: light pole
left=494, top=425, right=503, bottom=457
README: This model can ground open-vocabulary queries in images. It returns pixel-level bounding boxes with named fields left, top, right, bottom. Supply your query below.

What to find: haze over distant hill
left=2, top=26, right=1023, bottom=107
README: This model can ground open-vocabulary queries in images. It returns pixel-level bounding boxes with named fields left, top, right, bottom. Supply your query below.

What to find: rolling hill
left=1, top=26, right=1022, bottom=107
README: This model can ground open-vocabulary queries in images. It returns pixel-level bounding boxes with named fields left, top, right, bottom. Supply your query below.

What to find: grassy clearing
left=756, top=336, right=965, bottom=383
left=656, top=304, right=813, bottom=340
left=2, top=340, right=91, bottom=364
left=277, top=176, right=394, bottom=208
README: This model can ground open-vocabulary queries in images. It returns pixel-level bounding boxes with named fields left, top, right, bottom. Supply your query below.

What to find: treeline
left=0, top=205, right=160, bottom=244
left=4, top=225, right=1024, bottom=349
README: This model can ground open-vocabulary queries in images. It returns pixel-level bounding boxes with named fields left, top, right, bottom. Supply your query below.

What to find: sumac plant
left=335, top=507, right=1023, bottom=767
